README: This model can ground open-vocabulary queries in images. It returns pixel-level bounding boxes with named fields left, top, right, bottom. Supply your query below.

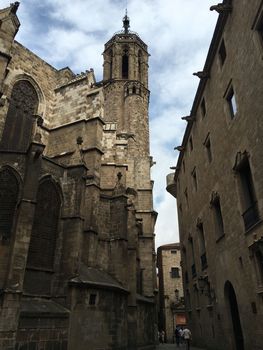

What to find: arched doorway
left=224, top=281, right=244, bottom=350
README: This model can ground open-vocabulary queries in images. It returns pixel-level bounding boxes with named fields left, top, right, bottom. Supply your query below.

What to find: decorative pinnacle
left=123, top=11, right=130, bottom=34
left=11, top=2, right=20, bottom=14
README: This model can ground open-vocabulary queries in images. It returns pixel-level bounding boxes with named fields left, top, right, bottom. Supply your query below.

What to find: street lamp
left=198, top=276, right=216, bottom=303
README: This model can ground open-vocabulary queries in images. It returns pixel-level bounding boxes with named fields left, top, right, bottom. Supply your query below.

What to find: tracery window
left=27, top=180, right=61, bottom=270
left=0, top=80, right=38, bottom=151
left=0, top=168, right=19, bottom=241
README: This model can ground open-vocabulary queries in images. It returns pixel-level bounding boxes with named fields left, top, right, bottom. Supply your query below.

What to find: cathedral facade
left=0, top=3, right=157, bottom=349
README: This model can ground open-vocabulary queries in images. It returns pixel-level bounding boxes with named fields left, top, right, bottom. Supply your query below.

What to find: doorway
left=225, top=281, right=244, bottom=350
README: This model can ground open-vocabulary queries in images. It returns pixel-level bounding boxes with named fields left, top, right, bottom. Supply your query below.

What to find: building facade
left=157, top=243, right=185, bottom=343
left=167, top=0, right=263, bottom=349
left=0, top=3, right=157, bottom=349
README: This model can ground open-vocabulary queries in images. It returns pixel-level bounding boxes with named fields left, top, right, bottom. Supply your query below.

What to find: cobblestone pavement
left=157, top=343, right=206, bottom=350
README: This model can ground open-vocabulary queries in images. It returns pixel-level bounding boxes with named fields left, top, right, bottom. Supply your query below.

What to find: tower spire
left=123, top=10, right=130, bottom=34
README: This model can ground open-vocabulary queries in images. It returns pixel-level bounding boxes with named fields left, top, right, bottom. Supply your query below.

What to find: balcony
left=242, top=202, right=260, bottom=231
left=166, top=173, right=177, bottom=198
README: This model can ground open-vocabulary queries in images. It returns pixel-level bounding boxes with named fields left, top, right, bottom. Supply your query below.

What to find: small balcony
left=166, top=173, right=177, bottom=198
left=242, top=202, right=260, bottom=231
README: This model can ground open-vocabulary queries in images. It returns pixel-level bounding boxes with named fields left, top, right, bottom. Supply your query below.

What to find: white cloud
left=1, top=0, right=218, bottom=248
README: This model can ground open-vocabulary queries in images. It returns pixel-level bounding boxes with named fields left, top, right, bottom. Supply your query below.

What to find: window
left=189, top=136, right=193, bottom=151
left=226, top=86, right=237, bottom=118
left=252, top=5, right=263, bottom=48
left=109, top=50, right=113, bottom=79
left=122, top=50, right=129, bottom=79
left=0, top=80, right=39, bottom=151
left=186, top=289, right=191, bottom=310
left=188, top=235, right=196, bottom=278
left=219, top=39, right=226, bottom=65
left=171, top=250, right=177, bottom=254
left=184, top=188, right=189, bottom=208
left=24, top=180, right=61, bottom=295
left=257, top=16, right=263, bottom=43
left=138, top=50, right=142, bottom=80
left=171, top=267, right=180, bottom=278
left=89, top=293, right=97, bottom=305
left=249, top=238, right=263, bottom=286
left=204, top=134, right=212, bottom=162
left=185, top=271, right=189, bottom=284
left=197, top=220, right=207, bottom=270
left=234, top=152, right=259, bottom=230
left=194, top=283, right=200, bottom=309
left=210, top=192, right=225, bottom=240
left=201, top=98, right=206, bottom=117
left=192, top=167, right=197, bottom=191
left=0, top=168, right=19, bottom=241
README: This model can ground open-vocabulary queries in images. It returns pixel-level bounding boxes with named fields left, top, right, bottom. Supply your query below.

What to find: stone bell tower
left=102, top=13, right=150, bottom=156
left=101, top=14, right=157, bottom=338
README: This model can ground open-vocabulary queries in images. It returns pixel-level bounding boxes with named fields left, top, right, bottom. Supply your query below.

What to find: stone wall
left=173, top=1, right=263, bottom=349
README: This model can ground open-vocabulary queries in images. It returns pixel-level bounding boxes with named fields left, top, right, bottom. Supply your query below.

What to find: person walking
left=182, top=326, right=192, bottom=350
left=160, top=330, right=165, bottom=344
left=175, top=326, right=180, bottom=347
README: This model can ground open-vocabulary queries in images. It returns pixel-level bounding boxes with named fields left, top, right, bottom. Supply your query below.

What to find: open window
left=122, top=49, right=129, bottom=79
left=233, top=151, right=259, bottom=231
left=210, top=192, right=225, bottom=241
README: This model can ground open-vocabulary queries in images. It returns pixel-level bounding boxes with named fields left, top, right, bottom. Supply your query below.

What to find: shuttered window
left=0, top=168, right=19, bottom=240
left=0, top=80, right=38, bottom=151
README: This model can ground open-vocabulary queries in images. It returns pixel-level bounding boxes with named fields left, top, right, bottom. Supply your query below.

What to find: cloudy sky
left=2, top=0, right=218, bottom=248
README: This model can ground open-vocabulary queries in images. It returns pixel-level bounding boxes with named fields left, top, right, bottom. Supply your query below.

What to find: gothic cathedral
left=0, top=3, right=157, bottom=349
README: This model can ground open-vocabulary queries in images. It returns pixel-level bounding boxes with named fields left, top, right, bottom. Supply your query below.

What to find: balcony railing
left=201, top=253, right=208, bottom=270
left=242, top=202, right=260, bottom=231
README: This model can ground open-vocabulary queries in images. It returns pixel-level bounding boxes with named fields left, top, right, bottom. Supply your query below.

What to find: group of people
left=175, top=326, right=192, bottom=349
left=158, top=326, right=192, bottom=349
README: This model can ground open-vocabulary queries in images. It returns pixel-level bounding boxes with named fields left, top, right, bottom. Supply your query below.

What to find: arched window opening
left=138, top=50, right=142, bottom=80
left=122, top=51, right=129, bottom=79
left=27, top=180, right=61, bottom=270
left=0, top=168, right=19, bottom=241
left=0, top=80, right=39, bottom=152
left=132, top=86, right=136, bottom=94
left=109, top=50, right=113, bottom=79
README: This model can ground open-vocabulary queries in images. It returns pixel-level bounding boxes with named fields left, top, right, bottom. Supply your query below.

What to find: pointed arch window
left=122, top=49, right=129, bottom=79
left=24, top=179, right=61, bottom=295
left=27, top=179, right=61, bottom=270
left=138, top=50, right=142, bottom=81
left=0, top=168, right=19, bottom=241
left=0, top=80, right=38, bottom=152
left=109, top=49, right=113, bottom=79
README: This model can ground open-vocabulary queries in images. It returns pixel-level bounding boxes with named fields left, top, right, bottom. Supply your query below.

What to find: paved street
left=157, top=343, right=206, bottom=350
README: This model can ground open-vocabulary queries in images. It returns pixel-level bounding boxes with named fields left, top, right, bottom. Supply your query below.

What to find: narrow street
left=157, top=344, right=206, bottom=350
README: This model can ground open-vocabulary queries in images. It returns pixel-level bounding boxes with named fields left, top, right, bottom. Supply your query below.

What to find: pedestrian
left=182, top=326, right=192, bottom=350
left=175, top=326, right=180, bottom=347
left=160, top=330, right=165, bottom=344
left=178, top=327, right=183, bottom=345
